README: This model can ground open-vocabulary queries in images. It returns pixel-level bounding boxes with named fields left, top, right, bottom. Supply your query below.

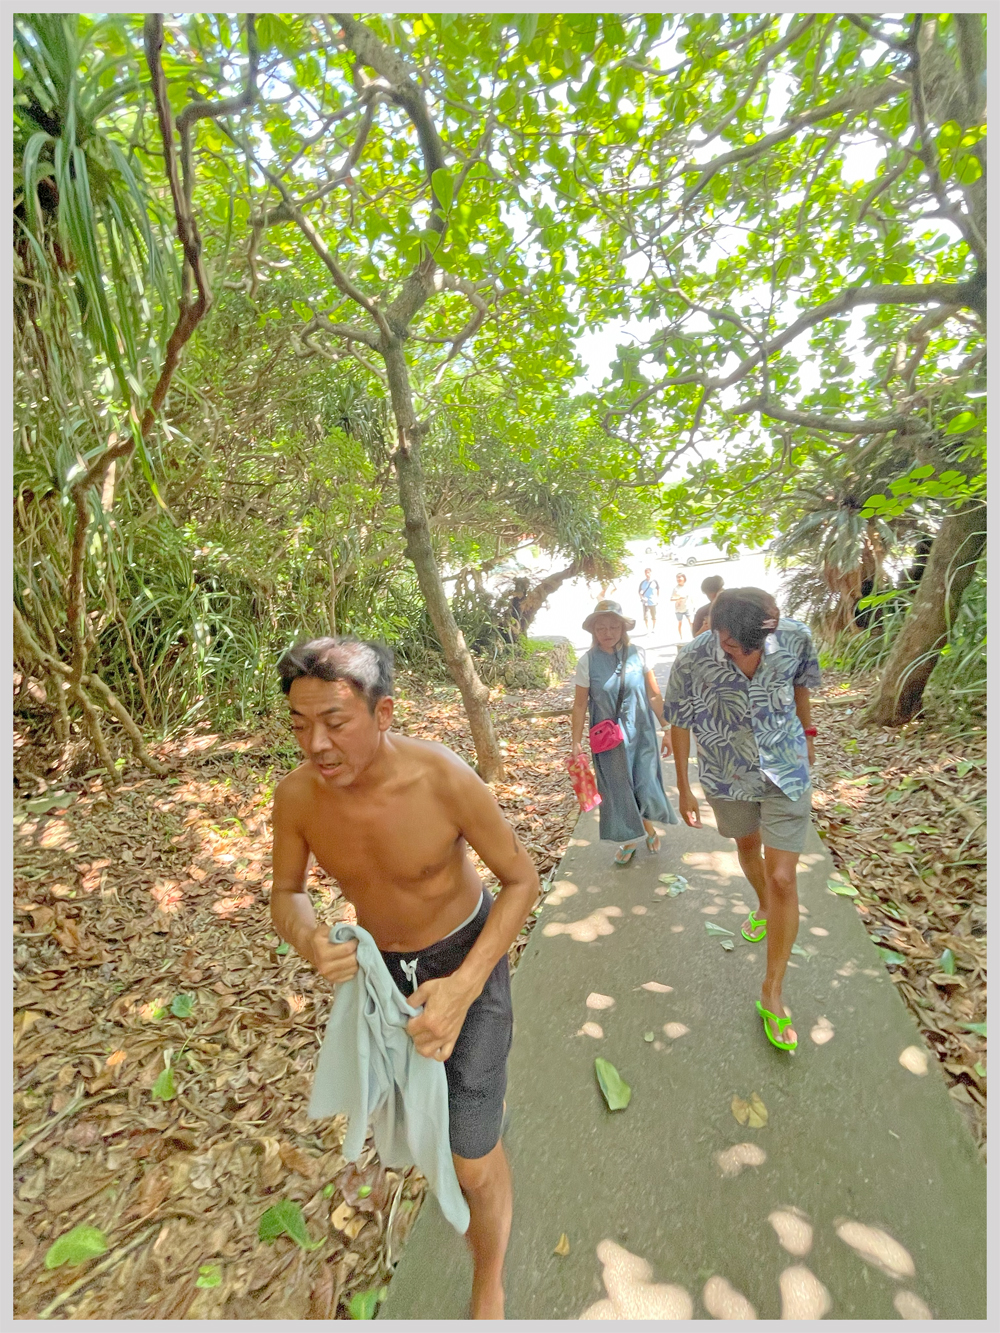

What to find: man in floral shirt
left=664, top=588, right=820, bottom=1053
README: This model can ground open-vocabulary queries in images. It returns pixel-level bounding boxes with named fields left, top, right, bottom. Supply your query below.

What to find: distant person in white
left=670, top=573, right=693, bottom=642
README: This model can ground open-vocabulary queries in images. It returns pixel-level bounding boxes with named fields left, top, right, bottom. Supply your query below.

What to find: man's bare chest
left=304, top=787, right=462, bottom=886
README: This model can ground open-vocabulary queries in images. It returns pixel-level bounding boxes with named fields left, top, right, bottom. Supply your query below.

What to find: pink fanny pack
left=589, top=719, right=625, bottom=753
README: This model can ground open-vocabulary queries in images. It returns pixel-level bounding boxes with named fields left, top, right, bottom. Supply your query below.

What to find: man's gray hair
left=276, top=636, right=394, bottom=712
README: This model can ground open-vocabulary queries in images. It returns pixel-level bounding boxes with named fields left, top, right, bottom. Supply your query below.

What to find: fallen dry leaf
left=554, top=1233, right=570, bottom=1256
left=731, top=1093, right=767, bottom=1129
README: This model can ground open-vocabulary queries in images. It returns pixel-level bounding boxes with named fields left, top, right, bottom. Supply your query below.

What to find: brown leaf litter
left=12, top=672, right=580, bottom=1319
left=810, top=674, right=986, bottom=1153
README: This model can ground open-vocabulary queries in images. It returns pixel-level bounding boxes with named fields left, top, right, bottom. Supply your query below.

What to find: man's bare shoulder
left=273, top=764, right=317, bottom=817
left=391, top=732, right=484, bottom=797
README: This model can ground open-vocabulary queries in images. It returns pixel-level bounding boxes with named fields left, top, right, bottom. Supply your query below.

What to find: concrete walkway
left=379, top=757, right=986, bottom=1320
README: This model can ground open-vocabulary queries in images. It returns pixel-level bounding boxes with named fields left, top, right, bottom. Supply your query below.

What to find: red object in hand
left=566, top=754, right=602, bottom=813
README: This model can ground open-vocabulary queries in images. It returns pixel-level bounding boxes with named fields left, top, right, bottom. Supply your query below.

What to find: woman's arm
left=571, top=684, right=589, bottom=759
left=644, top=670, right=672, bottom=755
left=644, top=669, right=665, bottom=722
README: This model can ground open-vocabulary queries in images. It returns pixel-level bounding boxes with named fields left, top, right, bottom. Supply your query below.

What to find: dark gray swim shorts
left=380, top=889, right=512, bottom=1160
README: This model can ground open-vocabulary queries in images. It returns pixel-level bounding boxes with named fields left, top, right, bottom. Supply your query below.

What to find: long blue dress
left=588, top=644, right=679, bottom=843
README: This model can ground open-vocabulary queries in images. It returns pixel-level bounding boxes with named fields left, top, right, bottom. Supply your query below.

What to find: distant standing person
left=638, top=568, right=659, bottom=631
left=670, top=573, right=693, bottom=641
left=692, top=574, right=725, bottom=636
left=570, top=601, right=678, bottom=866
left=663, top=589, right=820, bottom=1053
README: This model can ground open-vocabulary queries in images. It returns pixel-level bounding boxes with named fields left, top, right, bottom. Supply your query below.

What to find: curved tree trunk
left=509, top=561, right=581, bottom=637
left=866, top=502, right=986, bottom=725
left=384, top=341, right=505, bottom=782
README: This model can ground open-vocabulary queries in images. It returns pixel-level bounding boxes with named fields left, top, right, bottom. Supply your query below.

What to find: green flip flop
left=614, top=844, right=638, bottom=866
left=757, top=1000, right=797, bottom=1052
left=741, top=909, right=767, bottom=942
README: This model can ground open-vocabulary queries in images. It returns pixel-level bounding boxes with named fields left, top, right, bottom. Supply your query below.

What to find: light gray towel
left=308, top=921, right=470, bottom=1234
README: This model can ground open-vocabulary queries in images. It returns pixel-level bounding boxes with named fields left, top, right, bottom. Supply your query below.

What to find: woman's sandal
left=756, top=1000, right=797, bottom=1052
left=614, top=844, right=638, bottom=866
left=741, top=909, right=767, bottom=942
left=645, top=831, right=661, bottom=855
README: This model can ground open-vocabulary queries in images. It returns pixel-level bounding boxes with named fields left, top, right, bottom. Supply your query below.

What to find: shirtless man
left=269, top=637, right=538, bottom=1320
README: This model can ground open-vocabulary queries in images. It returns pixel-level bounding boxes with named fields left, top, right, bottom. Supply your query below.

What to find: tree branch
left=255, top=160, right=391, bottom=339
left=732, top=397, right=913, bottom=436
left=694, top=15, right=816, bottom=150
left=604, top=276, right=985, bottom=423
left=674, top=75, right=906, bottom=219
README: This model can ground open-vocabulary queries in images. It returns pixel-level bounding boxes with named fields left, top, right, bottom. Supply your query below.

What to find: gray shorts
left=707, top=780, right=813, bottom=853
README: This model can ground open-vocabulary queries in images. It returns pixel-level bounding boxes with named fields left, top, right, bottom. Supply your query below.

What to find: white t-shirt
left=573, top=645, right=647, bottom=688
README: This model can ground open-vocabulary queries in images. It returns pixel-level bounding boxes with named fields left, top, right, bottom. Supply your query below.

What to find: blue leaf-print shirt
left=663, top=618, right=821, bottom=801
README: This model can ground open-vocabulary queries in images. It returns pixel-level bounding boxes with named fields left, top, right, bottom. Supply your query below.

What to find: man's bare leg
left=453, top=1140, right=512, bottom=1319
left=761, top=846, right=801, bottom=1044
left=734, top=829, right=769, bottom=930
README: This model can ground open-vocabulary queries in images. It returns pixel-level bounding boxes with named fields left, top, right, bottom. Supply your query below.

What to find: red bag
left=566, top=754, right=602, bottom=812
left=588, top=649, right=628, bottom=754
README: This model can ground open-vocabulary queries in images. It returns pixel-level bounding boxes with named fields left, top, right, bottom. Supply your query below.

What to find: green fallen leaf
left=258, top=1199, right=321, bottom=1250
left=275, top=942, right=290, bottom=956
left=876, top=947, right=907, bottom=966
left=45, top=1225, right=108, bottom=1269
left=974, top=1062, right=986, bottom=1079
left=704, top=922, right=735, bottom=936
left=170, top=993, right=195, bottom=1018
left=27, top=791, right=77, bottom=815
left=349, top=1289, right=381, bottom=1320
left=961, top=1022, right=987, bottom=1037
left=643, top=1031, right=655, bottom=1042
left=357, top=1185, right=372, bottom=1199
left=720, top=939, right=735, bottom=951
left=151, top=1066, right=176, bottom=1101
left=939, top=948, right=956, bottom=975
left=595, top=1057, right=631, bottom=1111
left=322, top=1182, right=335, bottom=1198
left=892, top=841, right=916, bottom=854
left=195, top=1264, right=222, bottom=1289
left=790, top=943, right=812, bottom=959
left=827, top=879, right=858, bottom=896
left=658, top=873, right=688, bottom=896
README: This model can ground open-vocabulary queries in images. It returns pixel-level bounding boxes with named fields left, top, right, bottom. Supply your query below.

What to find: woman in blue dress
left=570, top=601, right=679, bottom=865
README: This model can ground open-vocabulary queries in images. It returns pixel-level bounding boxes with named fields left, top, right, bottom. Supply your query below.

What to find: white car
left=663, top=529, right=729, bottom=566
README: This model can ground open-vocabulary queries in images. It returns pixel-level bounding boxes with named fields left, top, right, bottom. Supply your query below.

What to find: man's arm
left=670, top=726, right=702, bottom=827
left=793, top=626, right=821, bottom=768
left=270, top=776, right=359, bottom=984
left=407, top=760, right=539, bottom=1060
left=794, top=686, right=815, bottom=766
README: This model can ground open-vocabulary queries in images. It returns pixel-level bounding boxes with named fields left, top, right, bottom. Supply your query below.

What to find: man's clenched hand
left=305, top=926, right=359, bottom=984
left=406, top=974, right=479, bottom=1062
